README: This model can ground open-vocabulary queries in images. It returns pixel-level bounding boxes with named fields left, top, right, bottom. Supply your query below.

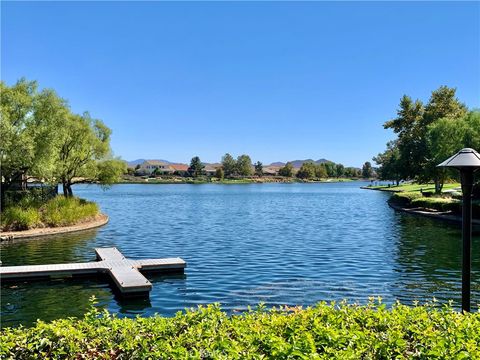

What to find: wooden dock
left=0, top=248, right=186, bottom=296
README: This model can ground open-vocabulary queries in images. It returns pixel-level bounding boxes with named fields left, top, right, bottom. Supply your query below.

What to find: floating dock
left=0, top=247, right=186, bottom=296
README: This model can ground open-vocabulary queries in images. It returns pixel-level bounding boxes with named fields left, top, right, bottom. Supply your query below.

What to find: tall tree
left=362, top=161, right=374, bottom=179
left=55, top=113, right=113, bottom=197
left=254, top=161, right=263, bottom=176
left=236, top=154, right=253, bottom=176
left=423, top=86, right=468, bottom=126
left=373, top=141, right=402, bottom=185
left=335, top=164, right=345, bottom=178
left=0, top=79, right=68, bottom=190
left=383, top=95, right=424, bottom=180
left=419, top=87, right=468, bottom=192
left=424, top=111, right=480, bottom=193
left=323, top=162, right=337, bottom=177
left=221, top=153, right=236, bottom=177
left=188, top=156, right=204, bottom=177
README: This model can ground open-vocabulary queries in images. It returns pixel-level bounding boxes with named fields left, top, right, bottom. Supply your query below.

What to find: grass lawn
left=368, top=182, right=461, bottom=193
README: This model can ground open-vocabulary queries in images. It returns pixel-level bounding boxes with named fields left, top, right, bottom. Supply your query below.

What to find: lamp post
left=438, top=148, right=480, bottom=312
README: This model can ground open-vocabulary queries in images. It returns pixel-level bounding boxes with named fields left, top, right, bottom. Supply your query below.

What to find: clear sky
left=2, top=1, right=479, bottom=167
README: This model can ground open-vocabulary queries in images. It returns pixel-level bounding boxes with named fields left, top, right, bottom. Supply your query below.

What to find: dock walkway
left=0, top=248, right=186, bottom=296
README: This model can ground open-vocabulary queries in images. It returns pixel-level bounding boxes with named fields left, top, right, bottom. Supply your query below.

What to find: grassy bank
left=1, top=301, right=478, bottom=359
left=368, top=182, right=480, bottom=218
left=366, top=182, right=461, bottom=193
left=1, top=196, right=99, bottom=231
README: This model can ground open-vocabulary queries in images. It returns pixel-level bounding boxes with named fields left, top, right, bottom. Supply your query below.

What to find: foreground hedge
left=1, top=301, right=479, bottom=359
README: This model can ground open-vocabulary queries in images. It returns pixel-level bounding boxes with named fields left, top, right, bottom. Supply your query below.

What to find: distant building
left=137, top=160, right=174, bottom=175
left=170, top=163, right=189, bottom=176
left=204, top=163, right=222, bottom=176
left=262, top=166, right=279, bottom=176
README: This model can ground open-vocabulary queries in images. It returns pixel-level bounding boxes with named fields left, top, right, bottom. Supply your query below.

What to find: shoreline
left=362, top=185, right=480, bottom=230
left=360, top=186, right=401, bottom=192
left=0, top=213, right=109, bottom=241
left=387, top=200, right=480, bottom=232
left=116, top=178, right=359, bottom=185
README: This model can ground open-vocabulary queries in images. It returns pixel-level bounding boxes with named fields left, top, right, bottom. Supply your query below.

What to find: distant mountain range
left=127, top=158, right=334, bottom=169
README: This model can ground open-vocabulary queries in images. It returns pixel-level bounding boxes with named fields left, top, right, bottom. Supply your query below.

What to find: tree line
left=1, top=79, right=125, bottom=197
left=183, top=153, right=362, bottom=180
left=373, top=86, right=479, bottom=193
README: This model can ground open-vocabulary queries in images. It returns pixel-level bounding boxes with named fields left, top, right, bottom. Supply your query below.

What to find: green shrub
left=1, top=196, right=99, bottom=231
left=391, top=191, right=423, bottom=205
left=1, top=300, right=479, bottom=359
left=41, top=196, right=99, bottom=227
left=411, top=197, right=461, bottom=213
left=1, top=207, right=41, bottom=231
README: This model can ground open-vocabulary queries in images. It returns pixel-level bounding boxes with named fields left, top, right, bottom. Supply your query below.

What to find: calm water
left=1, top=182, right=479, bottom=327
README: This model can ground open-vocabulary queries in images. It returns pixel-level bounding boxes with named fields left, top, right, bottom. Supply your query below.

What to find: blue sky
left=2, top=1, right=479, bottom=167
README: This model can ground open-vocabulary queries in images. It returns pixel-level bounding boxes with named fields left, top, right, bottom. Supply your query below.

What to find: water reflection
left=1, top=183, right=479, bottom=328
left=0, top=229, right=99, bottom=265
left=391, top=214, right=480, bottom=307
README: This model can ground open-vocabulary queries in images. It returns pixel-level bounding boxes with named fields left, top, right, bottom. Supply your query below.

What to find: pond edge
left=0, top=214, right=109, bottom=241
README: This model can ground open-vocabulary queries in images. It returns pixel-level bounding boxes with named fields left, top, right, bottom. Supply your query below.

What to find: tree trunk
left=63, top=180, right=73, bottom=197
left=434, top=172, right=444, bottom=194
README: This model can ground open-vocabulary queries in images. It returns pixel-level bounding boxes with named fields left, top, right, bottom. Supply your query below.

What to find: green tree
left=96, top=159, right=127, bottom=187
left=362, top=161, right=374, bottom=179
left=189, top=156, right=204, bottom=177
left=418, top=87, right=468, bottom=193
left=55, top=113, right=113, bottom=197
left=0, top=79, right=68, bottom=190
left=336, top=164, right=345, bottom=178
left=278, top=162, right=294, bottom=177
left=423, top=86, right=468, bottom=126
left=424, top=111, right=480, bottom=193
left=383, top=95, right=425, bottom=180
left=236, top=154, right=252, bottom=176
left=215, top=167, right=224, bottom=180
left=373, top=141, right=403, bottom=185
left=296, top=162, right=316, bottom=179
left=381, top=86, right=468, bottom=193
left=323, top=162, right=337, bottom=178
left=314, top=164, right=328, bottom=178
left=254, top=161, right=263, bottom=176
left=221, top=153, right=236, bottom=177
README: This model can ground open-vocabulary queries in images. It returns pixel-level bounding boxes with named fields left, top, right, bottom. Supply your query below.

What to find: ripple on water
left=1, top=182, right=479, bottom=327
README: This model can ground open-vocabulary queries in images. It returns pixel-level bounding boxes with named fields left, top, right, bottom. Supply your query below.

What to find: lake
left=1, top=182, right=479, bottom=327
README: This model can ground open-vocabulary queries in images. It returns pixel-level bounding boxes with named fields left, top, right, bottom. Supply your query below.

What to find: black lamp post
left=438, top=148, right=480, bottom=312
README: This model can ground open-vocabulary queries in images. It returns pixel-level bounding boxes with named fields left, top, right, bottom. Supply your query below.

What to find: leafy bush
left=1, top=207, right=40, bottom=231
left=391, top=191, right=423, bottom=205
left=1, top=300, right=479, bottom=359
left=41, top=197, right=99, bottom=227
left=411, top=197, right=461, bottom=213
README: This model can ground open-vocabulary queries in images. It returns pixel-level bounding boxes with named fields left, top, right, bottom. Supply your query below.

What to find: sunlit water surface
left=1, top=182, right=479, bottom=327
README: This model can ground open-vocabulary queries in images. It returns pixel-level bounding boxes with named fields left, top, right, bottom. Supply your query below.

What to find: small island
left=1, top=79, right=124, bottom=237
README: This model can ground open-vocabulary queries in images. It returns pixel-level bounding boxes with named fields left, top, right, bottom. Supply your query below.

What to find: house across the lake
left=137, top=160, right=174, bottom=175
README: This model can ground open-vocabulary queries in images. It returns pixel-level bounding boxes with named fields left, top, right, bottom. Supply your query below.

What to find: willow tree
left=55, top=112, right=124, bottom=197
left=0, top=79, right=68, bottom=190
